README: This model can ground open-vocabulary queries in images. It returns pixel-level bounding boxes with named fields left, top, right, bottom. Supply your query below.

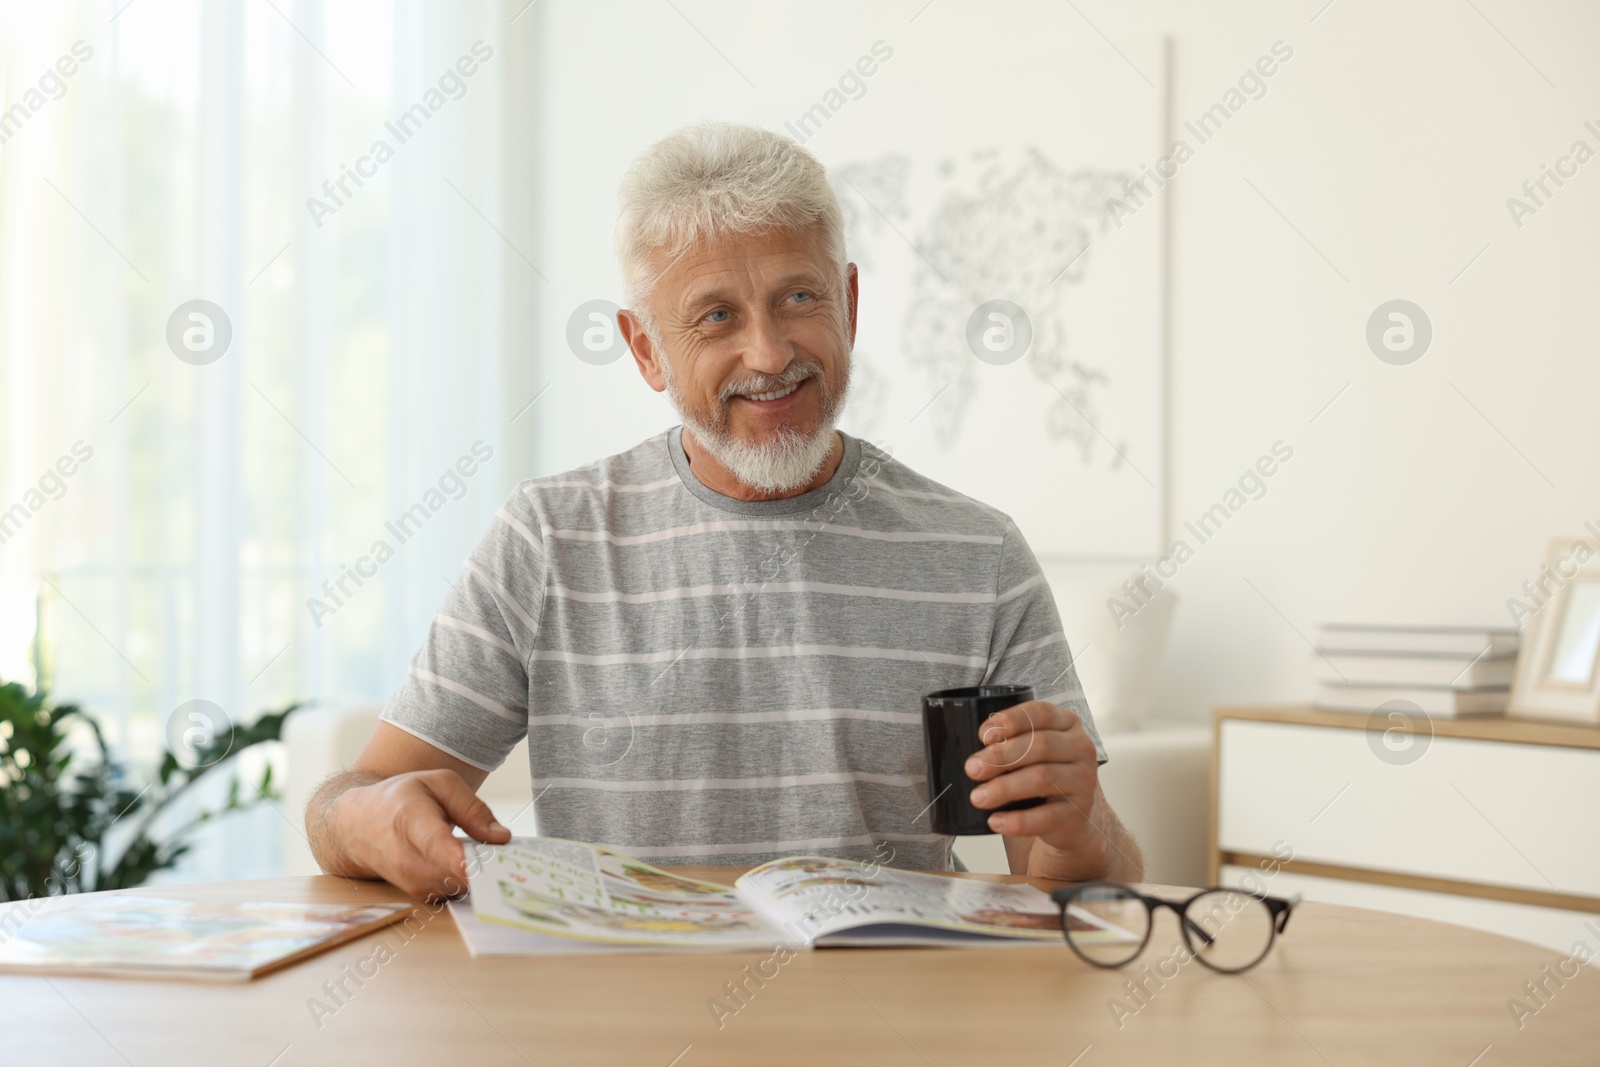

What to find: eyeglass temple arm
left=1269, top=894, right=1301, bottom=933
left=1182, top=914, right=1215, bottom=946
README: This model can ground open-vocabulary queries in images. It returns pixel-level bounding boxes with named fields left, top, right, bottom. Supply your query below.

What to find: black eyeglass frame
left=1049, top=880, right=1299, bottom=975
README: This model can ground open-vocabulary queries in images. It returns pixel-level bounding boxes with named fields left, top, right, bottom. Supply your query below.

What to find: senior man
left=307, top=121, right=1143, bottom=898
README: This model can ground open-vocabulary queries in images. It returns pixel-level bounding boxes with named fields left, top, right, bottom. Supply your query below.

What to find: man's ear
left=845, top=262, right=860, bottom=349
left=617, top=309, right=667, bottom=393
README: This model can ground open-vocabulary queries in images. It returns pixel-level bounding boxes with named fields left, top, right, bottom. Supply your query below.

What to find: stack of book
left=1312, top=623, right=1520, bottom=717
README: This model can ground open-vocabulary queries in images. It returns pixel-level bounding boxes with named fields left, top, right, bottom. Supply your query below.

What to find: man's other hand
left=961, top=700, right=1142, bottom=882
left=320, top=767, right=510, bottom=900
left=308, top=721, right=515, bottom=898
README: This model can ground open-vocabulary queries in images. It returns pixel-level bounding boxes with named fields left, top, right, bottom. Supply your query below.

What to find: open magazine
left=456, top=837, right=1137, bottom=955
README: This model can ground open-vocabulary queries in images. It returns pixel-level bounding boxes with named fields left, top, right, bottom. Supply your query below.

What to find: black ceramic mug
left=921, top=684, right=1046, bottom=836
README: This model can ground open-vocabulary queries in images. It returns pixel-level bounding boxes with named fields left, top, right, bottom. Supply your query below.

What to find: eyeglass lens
left=1180, top=889, right=1277, bottom=973
left=1061, top=883, right=1150, bottom=967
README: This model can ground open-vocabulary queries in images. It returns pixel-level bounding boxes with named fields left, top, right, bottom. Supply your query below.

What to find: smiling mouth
left=737, top=380, right=803, bottom=403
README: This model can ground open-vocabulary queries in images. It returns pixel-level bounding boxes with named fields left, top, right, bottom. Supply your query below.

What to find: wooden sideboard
left=1211, top=705, right=1600, bottom=952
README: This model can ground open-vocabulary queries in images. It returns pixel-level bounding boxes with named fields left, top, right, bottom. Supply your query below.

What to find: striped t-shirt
left=381, top=427, right=1103, bottom=871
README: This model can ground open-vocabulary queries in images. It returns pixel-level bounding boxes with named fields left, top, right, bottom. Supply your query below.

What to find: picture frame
left=1508, top=537, right=1600, bottom=724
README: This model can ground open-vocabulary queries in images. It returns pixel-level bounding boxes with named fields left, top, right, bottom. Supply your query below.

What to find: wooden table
left=6, top=869, right=1597, bottom=1066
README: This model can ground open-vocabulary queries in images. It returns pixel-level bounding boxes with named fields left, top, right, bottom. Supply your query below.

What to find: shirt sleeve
left=379, top=484, right=544, bottom=771
left=983, top=519, right=1107, bottom=765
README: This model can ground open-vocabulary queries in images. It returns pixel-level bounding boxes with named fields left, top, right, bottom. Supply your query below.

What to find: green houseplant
left=0, top=680, right=299, bottom=902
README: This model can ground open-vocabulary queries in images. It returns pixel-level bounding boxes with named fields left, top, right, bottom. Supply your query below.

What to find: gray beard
left=661, top=358, right=848, bottom=495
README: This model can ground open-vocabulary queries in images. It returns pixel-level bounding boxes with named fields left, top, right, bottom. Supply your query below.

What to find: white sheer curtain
left=0, top=0, right=537, bottom=879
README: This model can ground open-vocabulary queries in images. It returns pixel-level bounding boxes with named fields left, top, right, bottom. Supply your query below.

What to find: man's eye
left=704, top=309, right=729, bottom=324
left=790, top=291, right=812, bottom=304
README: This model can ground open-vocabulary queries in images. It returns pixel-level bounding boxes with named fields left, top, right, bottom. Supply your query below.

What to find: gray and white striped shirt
left=382, top=427, right=1102, bottom=870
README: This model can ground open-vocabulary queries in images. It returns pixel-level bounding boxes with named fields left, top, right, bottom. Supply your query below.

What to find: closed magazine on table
left=0, top=896, right=412, bottom=982
left=455, top=837, right=1136, bottom=955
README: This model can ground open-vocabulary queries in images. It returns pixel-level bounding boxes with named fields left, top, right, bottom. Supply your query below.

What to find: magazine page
left=465, top=838, right=784, bottom=949
left=736, top=856, right=1135, bottom=947
left=447, top=899, right=705, bottom=957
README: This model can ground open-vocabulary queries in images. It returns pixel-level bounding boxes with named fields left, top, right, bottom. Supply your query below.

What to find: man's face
left=630, top=226, right=856, bottom=482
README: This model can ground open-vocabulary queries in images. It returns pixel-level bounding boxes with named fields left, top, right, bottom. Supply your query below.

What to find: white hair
left=613, top=121, right=849, bottom=343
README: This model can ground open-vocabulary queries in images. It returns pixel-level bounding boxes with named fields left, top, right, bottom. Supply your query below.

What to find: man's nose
left=741, top=310, right=791, bottom=376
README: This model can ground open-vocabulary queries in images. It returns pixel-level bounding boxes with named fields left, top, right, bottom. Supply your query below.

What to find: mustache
left=717, top=361, right=823, bottom=403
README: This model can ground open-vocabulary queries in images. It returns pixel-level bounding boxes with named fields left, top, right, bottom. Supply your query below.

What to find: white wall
left=521, top=0, right=1600, bottom=723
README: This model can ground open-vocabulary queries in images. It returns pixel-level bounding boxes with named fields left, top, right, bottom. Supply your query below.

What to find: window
left=0, top=0, right=534, bottom=880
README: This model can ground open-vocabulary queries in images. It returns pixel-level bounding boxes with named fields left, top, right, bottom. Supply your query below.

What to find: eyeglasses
left=1049, top=881, right=1300, bottom=974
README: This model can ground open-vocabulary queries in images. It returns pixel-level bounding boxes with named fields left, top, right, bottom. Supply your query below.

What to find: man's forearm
left=1005, top=788, right=1146, bottom=883
left=1065, top=799, right=1144, bottom=883
left=306, top=770, right=381, bottom=878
